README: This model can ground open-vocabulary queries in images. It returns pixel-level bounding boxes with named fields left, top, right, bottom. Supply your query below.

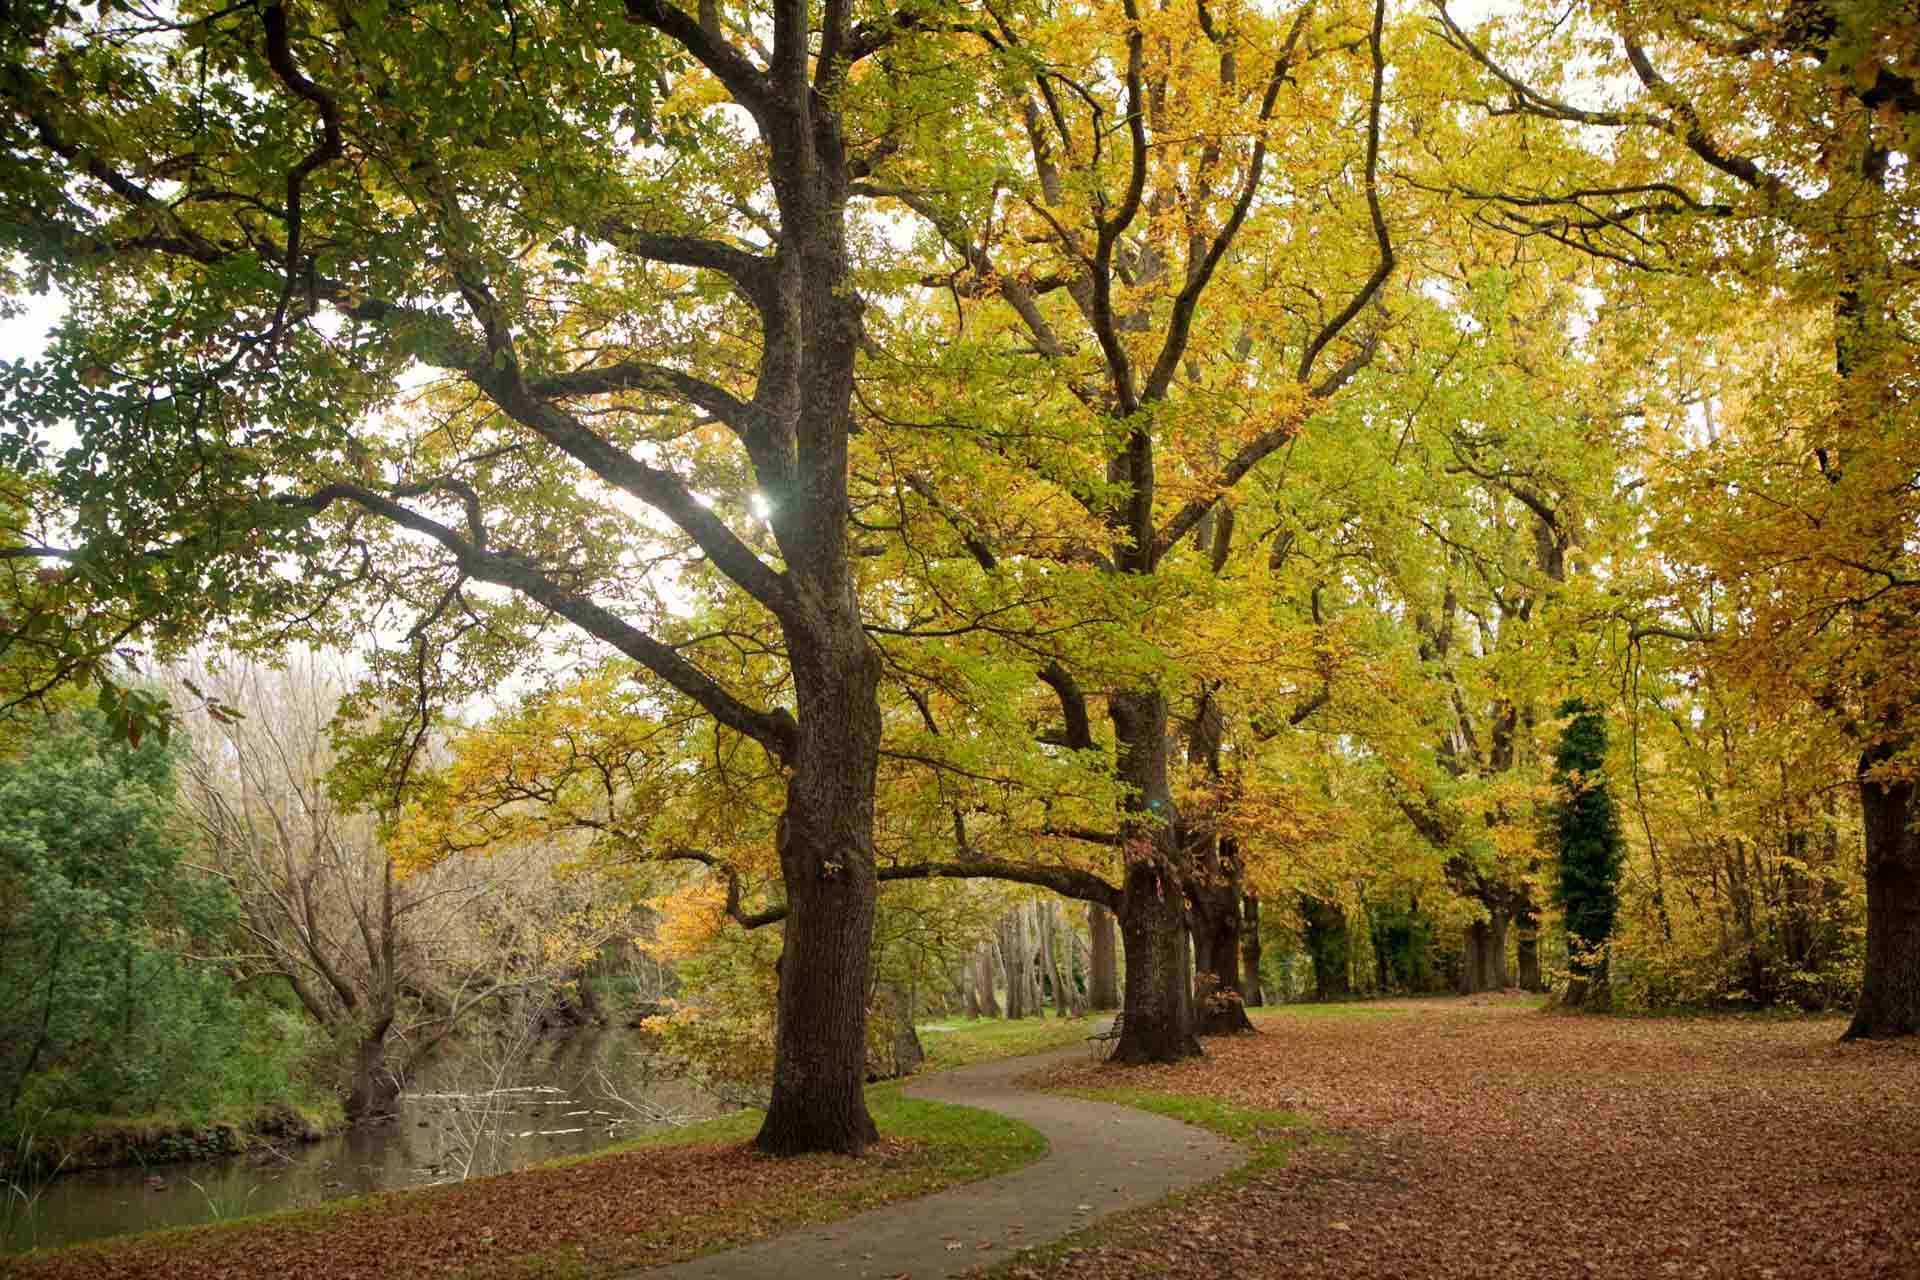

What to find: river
left=0, top=1029, right=728, bottom=1255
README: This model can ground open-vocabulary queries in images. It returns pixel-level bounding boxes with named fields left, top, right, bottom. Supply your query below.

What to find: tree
left=851, top=0, right=1394, bottom=1061
left=0, top=0, right=969, bottom=1149
left=175, top=654, right=622, bottom=1118
left=0, top=709, right=301, bottom=1133
left=1548, top=700, right=1623, bottom=1004
left=1430, top=0, right=1920, bottom=1038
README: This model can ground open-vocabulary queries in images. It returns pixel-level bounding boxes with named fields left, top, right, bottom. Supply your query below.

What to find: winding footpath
left=634, top=1042, right=1244, bottom=1280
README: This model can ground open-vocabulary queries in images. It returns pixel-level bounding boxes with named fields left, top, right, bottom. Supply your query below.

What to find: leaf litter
left=996, top=998, right=1920, bottom=1280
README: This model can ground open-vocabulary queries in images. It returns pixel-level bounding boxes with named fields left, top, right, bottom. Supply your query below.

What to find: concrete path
left=635, top=1044, right=1243, bottom=1279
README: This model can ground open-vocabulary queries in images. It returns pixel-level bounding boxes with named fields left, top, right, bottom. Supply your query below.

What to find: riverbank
left=2, top=1015, right=1104, bottom=1261
left=6, top=1099, right=344, bottom=1180
left=5, top=1084, right=1047, bottom=1279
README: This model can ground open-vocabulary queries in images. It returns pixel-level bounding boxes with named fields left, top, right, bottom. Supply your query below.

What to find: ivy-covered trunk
left=1846, top=739, right=1920, bottom=1039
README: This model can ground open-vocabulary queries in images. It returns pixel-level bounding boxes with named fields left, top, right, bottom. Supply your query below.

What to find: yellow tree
left=850, top=0, right=1395, bottom=1060
left=1429, top=0, right=1920, bottom=1036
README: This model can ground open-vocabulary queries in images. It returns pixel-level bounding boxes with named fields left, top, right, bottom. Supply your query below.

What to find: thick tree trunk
left=1087, top=901, right=1120, bottom=1010
left=1845, top=743, right=1920, bottom=1039
left=1240, top=894, right=1264, bottom=1007
left=1460, top=920, right=1491, bottom=995
left=1487, top=902, right=1513, bottom=990
left=1114, top=861, right=1201, bottom=1062
left=1109, top=689, right=1201, bottom=1063
left=1191, top=883, right=1255, bottom=1034
left=754, top=626, right=883, bottom=1156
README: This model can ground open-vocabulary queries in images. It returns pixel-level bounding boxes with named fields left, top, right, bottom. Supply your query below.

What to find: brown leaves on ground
left=1011, top=999, right=1920, bottom=1280
left=8, top=1136, right=928, bottom=1280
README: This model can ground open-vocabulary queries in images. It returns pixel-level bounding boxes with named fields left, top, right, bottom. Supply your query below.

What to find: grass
left=916, top=1013, right=1111, bottom=1070
left=7, top=1045, right=1057, bottom=1278
left=1060, top=1087, right=1308, bottom=1163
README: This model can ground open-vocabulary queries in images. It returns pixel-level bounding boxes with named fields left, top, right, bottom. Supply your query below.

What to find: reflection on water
left=1, top=1030, right=724, bottom=1255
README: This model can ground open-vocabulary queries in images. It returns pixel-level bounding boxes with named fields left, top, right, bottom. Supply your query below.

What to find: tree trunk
left=1191, top=881, right=1255, bottom=1034
left=345, top=1023, right=399, bottom=1120
left=1304, top=895, right=1352, bottom=1000
left=1460, top=920, right=1491, bottom=995
left=1516, top=910, right=1544, bottom=993
left=957, top=961, right=980, bottom=1019
left=1845, top=742, right=1920, bottom=1039
left=998, top=915, right=1027, bottom=1019
left=1044, top=902, right=1073, bottom=1018
left=1240, top=894, right=1264, bottom=1007
left=868, top=981, right=924, bottom=1079
left=1487, top=901, right=1513, bottom=990
left=1024, top=904, right=1045, bottom=1014
left=1087, top=901, right=1120, bottom=1010
left=1113, top=861, right=1201, bottom=1062
left=1109, top=689, right=1202, bottom=1064
left=753, top=626, right=883, bottom=1156
left=976, top=945, right=1002, bottom=1018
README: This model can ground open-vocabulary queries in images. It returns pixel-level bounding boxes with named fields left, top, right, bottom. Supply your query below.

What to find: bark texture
left=1110, top=689, right=1202, bottom=1062
left=1845, top=742, right=1920, bottom=1039
left=1114, top=861, right=1201, bottom=1062
left=755, top=619, right=884, bottom=1154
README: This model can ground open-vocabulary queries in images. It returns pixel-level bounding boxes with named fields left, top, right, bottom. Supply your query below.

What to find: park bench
left=1087, top=1014, right=1123, bottom=1060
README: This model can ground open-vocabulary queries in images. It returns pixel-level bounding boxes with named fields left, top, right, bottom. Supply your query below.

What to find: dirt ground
left=1015, top=998, right=1920, bottom=1280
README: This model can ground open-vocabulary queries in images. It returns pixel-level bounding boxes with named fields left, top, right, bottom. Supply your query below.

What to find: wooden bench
left=1087, top=1014, right=1124, bottom=1060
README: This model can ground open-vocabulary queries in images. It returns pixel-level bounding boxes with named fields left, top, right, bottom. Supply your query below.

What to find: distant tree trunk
left=1460, top=920, right=1489, bottom=994
left=1487, top=902, right=1513, bottom=990
left=956, top=962, right=980, bottom=1019
left=868, top=981, right=924, bottom=1079
left=1846, top=739, right=1920, bottom=1039
left=1240, top=894, right=1264, bottom=1007
left=1024, top=904, right=1046, bottom=1014
left=975, top=946, right=1002, bottom=1018
left=1087, top=902, right=1120, bottom=1010
left=1304, top=895, right=1352, bottom=1000
left=1044, top=902, right=1073, bottom=1019
left=998, top=916, right=1027, bottom=1019
left=1460, top=901, right=1514, bottom=995
left=1516, top=907, right=1544, bottom=993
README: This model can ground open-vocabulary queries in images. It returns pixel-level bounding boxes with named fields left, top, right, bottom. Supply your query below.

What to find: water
left=0, top=1030, right=727, bottom=1255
